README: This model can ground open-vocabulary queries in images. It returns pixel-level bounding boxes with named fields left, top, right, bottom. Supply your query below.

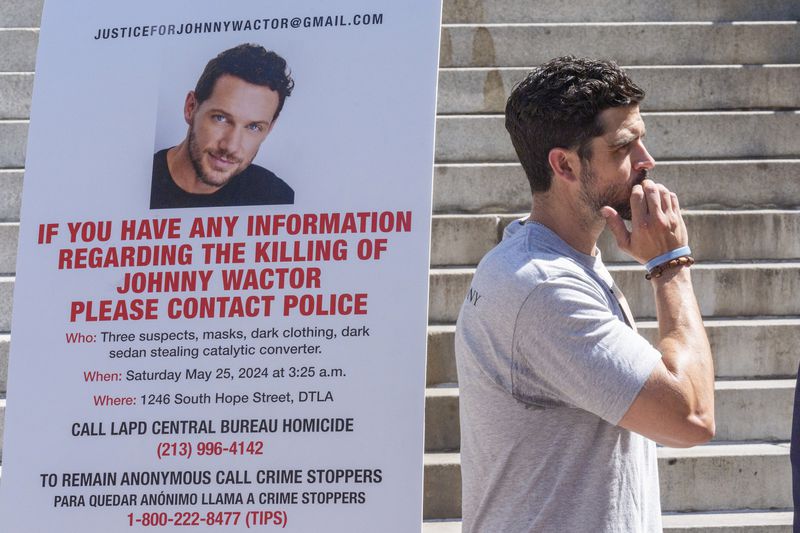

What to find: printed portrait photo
left=150, top=43, right=295, bottom=209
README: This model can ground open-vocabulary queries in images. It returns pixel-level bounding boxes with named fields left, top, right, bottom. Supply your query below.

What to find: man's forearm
left=652, top=266, right=715, bottom=439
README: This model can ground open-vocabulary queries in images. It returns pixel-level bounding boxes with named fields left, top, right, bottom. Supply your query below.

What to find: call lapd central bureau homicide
left=72, top=417, right=354, bottom=437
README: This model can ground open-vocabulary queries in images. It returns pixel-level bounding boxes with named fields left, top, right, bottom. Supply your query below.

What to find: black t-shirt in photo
left=150, top=148, right=294, bottom=209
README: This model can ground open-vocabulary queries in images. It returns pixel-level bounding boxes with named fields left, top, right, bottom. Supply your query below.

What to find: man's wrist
left=646, top=256, right=694, bottom=280
left=645, top=245, right=692, bottom=272
left=649, top=262, right=693, bottom=285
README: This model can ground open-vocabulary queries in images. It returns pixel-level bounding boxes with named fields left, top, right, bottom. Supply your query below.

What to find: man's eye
left=248, top=124, right=264, bottom=132
left=212, top=114, right=226, bottom=122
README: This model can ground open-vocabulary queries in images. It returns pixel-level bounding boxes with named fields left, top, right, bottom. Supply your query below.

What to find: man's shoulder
left=152, top=148, right=169, bottom=174
left=475, top=226, right=592, bottom=292
left=240, top=163, right=287, bottom=187
left=235, top=163, right=295, bottom=204
left=150, top=148, right=175, bottom=207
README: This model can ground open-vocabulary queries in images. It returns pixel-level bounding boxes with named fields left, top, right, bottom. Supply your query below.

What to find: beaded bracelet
left=645, top=256, right=695, bottom=280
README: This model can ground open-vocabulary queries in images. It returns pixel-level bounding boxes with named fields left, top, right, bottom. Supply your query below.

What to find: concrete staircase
left=1, top=1, right=799, bottom=531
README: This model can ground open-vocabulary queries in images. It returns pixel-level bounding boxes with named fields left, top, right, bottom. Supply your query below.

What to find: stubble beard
left=579, top=165, right=649, bottom=222
left=187, top=125, right=243, bottom=190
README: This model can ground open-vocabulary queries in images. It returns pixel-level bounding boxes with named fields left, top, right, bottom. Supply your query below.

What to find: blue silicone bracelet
left=645, top=246, right=692, bottom=272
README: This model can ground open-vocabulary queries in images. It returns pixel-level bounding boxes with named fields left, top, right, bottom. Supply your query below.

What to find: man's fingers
left=630, top=184, right=647, bottom=225
left=671, top=192, right=689, bottom=246
left=643, top=180, right=663, bottom=216
left=601, top=206, right=631, bottom=250
left=659, top=185, right=673, bottom=213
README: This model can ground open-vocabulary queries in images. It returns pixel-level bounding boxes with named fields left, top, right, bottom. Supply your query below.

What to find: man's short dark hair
left=194, top=43, right=295, bottom=121
left=505, top=56, right=645, bottom=194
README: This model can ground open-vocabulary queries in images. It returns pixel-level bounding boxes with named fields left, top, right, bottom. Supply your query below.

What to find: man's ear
left=184, top=91, right=198, bottom=125
left=547, top=147, right=581, bottom=184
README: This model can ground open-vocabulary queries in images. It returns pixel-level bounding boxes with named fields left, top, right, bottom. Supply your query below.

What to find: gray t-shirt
left=455, top=220, right=663, bottom=532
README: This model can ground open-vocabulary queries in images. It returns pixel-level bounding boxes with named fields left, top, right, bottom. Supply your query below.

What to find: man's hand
left=605, top=179, right=715, bottom=447
left=601, top=179, right=688, bottom=265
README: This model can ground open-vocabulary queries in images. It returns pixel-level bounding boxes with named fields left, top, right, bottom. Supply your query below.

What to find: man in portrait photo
left=150, top=43, right=295, bottom=209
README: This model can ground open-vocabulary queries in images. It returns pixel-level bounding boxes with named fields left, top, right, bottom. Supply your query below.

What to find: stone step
left=424, top=379, right=796, bottom=452
left=437, top=65, right=800, bottom=114
left=607, top=262, right=800, bottom=320
left=7, top=22, right=800, bottom=75
left=431, top=210, right=800, bottom=266
left=0, top=73, right=33, bottom=119
left=443, top=0, right=800, bottom=24
left=0, top=120, right=27, bottom=168
left=423, top=442, right=792, bottom=519
left=8, top=66, right=799, bottom=121
left=0, top=223, right=18, bottom=274
left=0, top=0, right=42, bottom=27
left=0, top=334, right=7, bottom=394
left=433, top=160, right=800, bottom=213
left=0, top=170, right=22, bottom=222
left=0, top=397, right=4, bottom=461
left=658, top=442, right=792, bottom=512
left=424, top=510, right=794, bottom=532
left=424, top=387, right=458, bottom=451
left=0, top=29, right=38, bottom=72
left=715, top=380, right=796, bottom=441
left=429, top=262, right=800, bottom=323
left=435, top=112, right=800, bottom=163
left=427, top=318, right=800, bottom=386
left=659, top=511, right=793, bottom=533
left=9, top=0, right=800, bottom=27
left=0, top=277, right=12, bottom=331
left=582, top=210, right=800, bottom=263
left=440, top=22, right=800, bottom=68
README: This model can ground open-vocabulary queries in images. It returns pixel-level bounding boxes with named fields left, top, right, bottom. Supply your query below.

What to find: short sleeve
left=511, top=275, right=662, bottom=425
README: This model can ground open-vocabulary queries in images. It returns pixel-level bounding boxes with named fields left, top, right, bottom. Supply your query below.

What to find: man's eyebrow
left=608, top=132, right=637, bottom=148
left=608, top=127, right=646, bottom=148
left=208, top=108, right=232, bottom=117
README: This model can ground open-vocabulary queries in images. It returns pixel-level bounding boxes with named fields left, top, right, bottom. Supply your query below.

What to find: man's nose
left=634, top=141, right=656, bottom=171
left=219, top=127, right=242, bottom=156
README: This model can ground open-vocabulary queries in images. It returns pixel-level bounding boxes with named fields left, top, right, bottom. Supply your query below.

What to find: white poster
left=0, top=1, right=441, bottom=531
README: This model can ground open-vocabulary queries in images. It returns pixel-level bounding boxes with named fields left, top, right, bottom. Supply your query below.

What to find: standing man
left=455, top=57, right=715, bottom=532
left=151, top=43, right=295, bottom=209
